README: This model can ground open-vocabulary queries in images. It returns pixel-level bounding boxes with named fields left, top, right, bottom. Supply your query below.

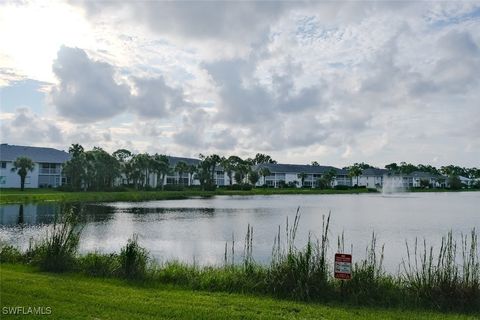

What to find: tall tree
left=174, top=161, right=189, bottom=185
left=196, top=155, right=214, bottom=190
left=63, top=144, right=87, bottom=190
left=258, top=167, right=271, bottom=186
left=221, top=156, right=235, bottom=185
left=226, top=156, right=244, bottom=185
left=250, top=153, right=277, bottom=165
left=320, top=168, right=337, bottom=188
left=113, top=149, right=132, bottom=185
left=188, top=164, right=197, bottom=186
left=248, top=170, right=260, bottom=186
left=87, top=147, right=121, bottom=190
left=354, top=162, right=373, bottom=169
left=311, top=161, right=320, bottom=166
left=234, top=161, right=250, bottom=184
left=385, top=163, right=399, bottom=173
left=11, top=157, right=35, bottom=191
left=133, top=153, right=153, bottom=188
left=152, top=154, right=170, bottom=189
left=348, top=165, right=362, bottom=186
left=399, top=162, right=417, bottom=174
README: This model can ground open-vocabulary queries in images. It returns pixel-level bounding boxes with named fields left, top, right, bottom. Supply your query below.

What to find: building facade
left=253, top=163, right=351, bottom=188
left=356, top=168, right=388, bottom=188
left=0, top=144, right=71, bottom=188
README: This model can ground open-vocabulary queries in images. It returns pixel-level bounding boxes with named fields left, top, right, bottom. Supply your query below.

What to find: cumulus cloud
left=49, top=46, right=195, bottom=122
left=0, top=107, right=64, bottom=145
left=75, top=1, right=295, bottom=46
left=3, top=1, right=480, bottom=166
left=50, top=46, right=130, bottom=122
left=131, top=76, right=192, bottom=119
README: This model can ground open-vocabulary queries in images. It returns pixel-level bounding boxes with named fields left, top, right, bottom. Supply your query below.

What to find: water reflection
left=1, top=192, right=479, bottom=272
left=0, top=203, right=59, bottom=226
left=17, top=204, right=24, bottom=225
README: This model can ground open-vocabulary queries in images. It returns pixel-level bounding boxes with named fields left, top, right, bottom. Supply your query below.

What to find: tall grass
left=118, top=235, right=149, bottom=279
left=26, top=208, right=82, bottom=272
left=402, top=229, right=479, bottom=311
left=1, top=207, right=478, bottom=312
left=344, top=233, right=399, bottom=307
left=267, top=208, right=332, bottom=300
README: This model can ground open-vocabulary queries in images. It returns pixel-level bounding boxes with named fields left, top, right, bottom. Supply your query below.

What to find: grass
left=0, top=187, right=374, bottom=204
left=1, top=264, right=477, bottom=320
left=2, top=209, right=478, bottom=314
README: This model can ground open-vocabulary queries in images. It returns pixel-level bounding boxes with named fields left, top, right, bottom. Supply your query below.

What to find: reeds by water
left=1, top=208, right=478, bottom=312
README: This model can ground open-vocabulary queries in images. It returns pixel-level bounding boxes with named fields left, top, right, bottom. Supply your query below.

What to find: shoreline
left=0, top=188, right=375, bottom=204
left=0, top=187, right=478, bottom=204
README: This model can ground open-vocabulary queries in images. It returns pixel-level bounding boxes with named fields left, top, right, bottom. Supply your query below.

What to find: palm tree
left=221, top=157, right=234, bottom=185
left=11, top=157, right=35, bottom=191
left=258, top=167, right=271, bottom=186
left=152, top=154, right=170, bottom=190
left=175, top=161, right=189, bottom=185
left=188, top=165, right=197, bottom=186
left=348, top=165, right=362, bottom=187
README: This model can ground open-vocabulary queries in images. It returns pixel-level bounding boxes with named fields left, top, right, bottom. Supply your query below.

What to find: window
left=1, top=162, right=6, bottom=169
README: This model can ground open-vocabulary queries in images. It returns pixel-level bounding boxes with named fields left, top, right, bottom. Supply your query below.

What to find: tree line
left=61, top=144, right=277, bottom=191
left=8, top=144, right=480, bottom=191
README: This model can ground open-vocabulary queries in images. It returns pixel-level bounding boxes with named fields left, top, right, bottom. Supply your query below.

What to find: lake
left=1, top=192, right=479, bottom=273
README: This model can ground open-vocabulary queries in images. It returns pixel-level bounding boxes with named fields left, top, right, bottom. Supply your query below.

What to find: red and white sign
left=334, top=253, right=352, bottom=280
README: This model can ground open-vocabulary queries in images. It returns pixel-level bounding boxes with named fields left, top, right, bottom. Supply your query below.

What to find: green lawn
left=0, top=188, right=373, bottom=204
left=0, top=264, right=475, bottom=320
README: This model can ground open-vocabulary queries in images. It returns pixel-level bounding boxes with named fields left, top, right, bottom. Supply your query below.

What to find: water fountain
left=382, top=175, right=405, bottom=194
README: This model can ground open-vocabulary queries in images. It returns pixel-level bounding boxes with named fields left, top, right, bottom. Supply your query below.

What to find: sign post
left=334, top=253, right=352, bottom=280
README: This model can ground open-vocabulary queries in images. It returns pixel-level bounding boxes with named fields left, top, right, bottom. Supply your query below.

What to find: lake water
left=1, top=192, right=479, bottom=273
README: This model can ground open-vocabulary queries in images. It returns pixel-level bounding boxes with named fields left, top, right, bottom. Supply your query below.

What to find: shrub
left=0, top=244, right=23, bottom=263
left=118, top=235, right=149, bottom=279
left=28, top=209, right=82, bottom=272
left=77, top=252, right=120, bottom=277
left=162, top=185, right=185, bottom=191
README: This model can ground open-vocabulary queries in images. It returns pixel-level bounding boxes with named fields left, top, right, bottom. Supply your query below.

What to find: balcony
left=39, top=168, right=61, bottom=174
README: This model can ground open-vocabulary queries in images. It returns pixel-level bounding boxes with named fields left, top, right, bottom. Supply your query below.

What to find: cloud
left=204, top=57, right=324, bottom=125
left=75, top=1, right=295, bottom=46
left=49, top=46, right=130, bottom=122
left=3, top=1, right=480, bottom=167
left=49, top=46, right=196, bottom=122
left=131, top=76, right=192, bottom=119
left=0, top=107, right=64, bottom=145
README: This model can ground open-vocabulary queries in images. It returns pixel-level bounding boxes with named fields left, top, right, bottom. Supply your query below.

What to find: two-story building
left=0, top=144, right=71, bottom=188
left=253, top=163, right=350, bottom=188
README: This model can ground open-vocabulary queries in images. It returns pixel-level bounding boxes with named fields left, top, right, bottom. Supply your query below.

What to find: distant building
left=163, top=156, right=201, bottom=186
left=357, top=168, right=388, bottom=188
left=384, top=171, right=447, bottom=188
left=253, top=163, right=350, bottom=188
left=0, top=144, right=70, bottom=188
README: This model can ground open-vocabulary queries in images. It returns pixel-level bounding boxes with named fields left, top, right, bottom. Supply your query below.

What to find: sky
left=0, top=1, right=479, bottom=168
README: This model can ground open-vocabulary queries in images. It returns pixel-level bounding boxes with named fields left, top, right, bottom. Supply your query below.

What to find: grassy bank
left=0, top=187, right=374, bottom=204
left=0, top=264, right=476, bottom=320
left=1, top=210, right=478, bottom=314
